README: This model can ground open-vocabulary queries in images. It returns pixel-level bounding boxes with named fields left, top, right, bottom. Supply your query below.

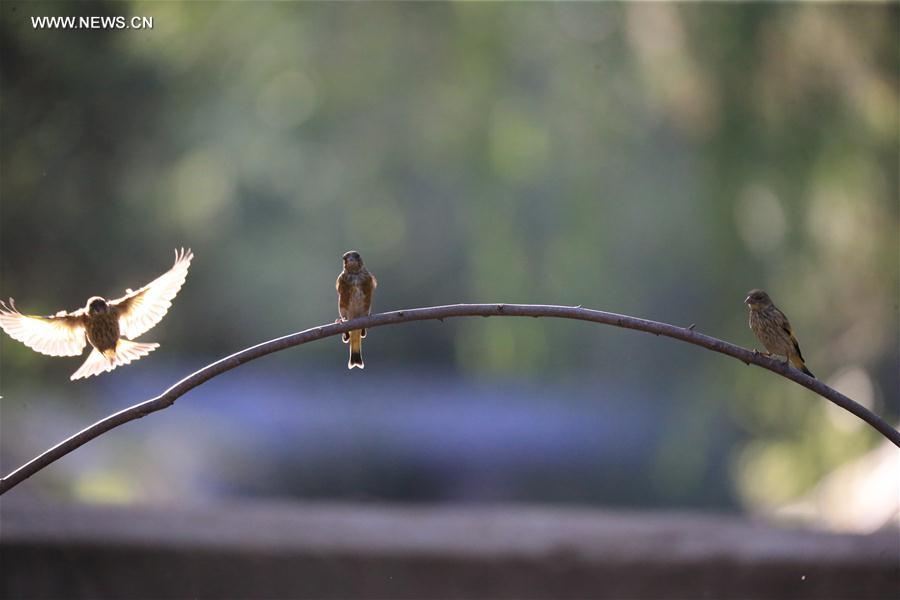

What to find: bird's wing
left=777, top=309, right=806, bottom=361
left=336, top=275, right=351, bottom=320
left=790, top=334, right=805, bottom=361
left=363, top=273, right=376, bottom=313
left=0, top=299, right=87, bottom=356
left=109, top=248, right=193, bottom=339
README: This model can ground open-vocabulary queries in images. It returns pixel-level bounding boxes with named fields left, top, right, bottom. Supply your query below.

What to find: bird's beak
left=744, top=296, right=751, bottom=305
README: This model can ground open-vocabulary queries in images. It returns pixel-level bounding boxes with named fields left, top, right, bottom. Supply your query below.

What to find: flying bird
left=745, top=289, right=815, bottom=378
left=336, top=250, right=376, bottom=369
left=0, top=248, right=193, bottom=380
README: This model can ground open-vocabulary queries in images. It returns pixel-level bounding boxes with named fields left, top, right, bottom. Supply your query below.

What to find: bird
left=745, top=289, right=815, bottom=378
left=0, top=248, right=193, bottom=380
left=336, top=250, right=376, bottom=369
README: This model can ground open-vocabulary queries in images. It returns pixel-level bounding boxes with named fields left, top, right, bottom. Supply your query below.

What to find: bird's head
left=87, top=296, right=109, bottom=315
left=342, top=250, right=363, bottom=273
left=744, top=289, right=772, bottom=310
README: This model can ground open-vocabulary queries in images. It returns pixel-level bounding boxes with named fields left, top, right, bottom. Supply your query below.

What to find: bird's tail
left=348, top=330, right=364, bottom=369
left=70, top=340, right=159, bottom=381
left=790, top=355, right=815, bottom=379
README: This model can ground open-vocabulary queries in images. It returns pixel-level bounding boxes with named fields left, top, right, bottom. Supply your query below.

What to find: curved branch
left=2, top=303, right=897, bottom=494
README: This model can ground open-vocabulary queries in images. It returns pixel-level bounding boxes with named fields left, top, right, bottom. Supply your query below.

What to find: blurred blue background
left=1, top=1, right=897, bottom=530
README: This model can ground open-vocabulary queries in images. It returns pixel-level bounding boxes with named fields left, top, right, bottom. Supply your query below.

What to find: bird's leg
left=336, top=317, right=350, bottom=343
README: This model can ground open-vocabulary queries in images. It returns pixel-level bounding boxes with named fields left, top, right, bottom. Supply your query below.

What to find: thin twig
left=1, top=303, right=896, bottom=495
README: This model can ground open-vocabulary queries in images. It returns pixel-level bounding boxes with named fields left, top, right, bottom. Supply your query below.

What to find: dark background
left=1, top=1, right=897, bottom=532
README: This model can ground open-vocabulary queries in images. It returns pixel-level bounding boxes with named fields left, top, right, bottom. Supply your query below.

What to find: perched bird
left=0, top=248, right=193, bottom=380
left=336, top=250, right=376, bottom=369
left=745, top=289, right=815, bottom=378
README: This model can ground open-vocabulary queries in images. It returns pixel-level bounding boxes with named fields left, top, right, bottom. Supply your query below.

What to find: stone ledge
left=2, top=501, right=897, bottom=599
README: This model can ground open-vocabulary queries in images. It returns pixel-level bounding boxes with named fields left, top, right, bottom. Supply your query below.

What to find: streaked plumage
left=745, top=289, right=814, bottom=378
left=0, top=248, right=193, bottom=380
left=336, top=250, right=376, bottom=369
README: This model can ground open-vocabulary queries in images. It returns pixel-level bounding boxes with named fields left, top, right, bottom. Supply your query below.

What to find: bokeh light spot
left=256, top=69, right=319, bottom=130
left=735, top=184, right=787, bottom=256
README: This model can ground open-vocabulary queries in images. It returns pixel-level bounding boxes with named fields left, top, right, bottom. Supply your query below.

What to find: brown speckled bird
left=0, top=248, right=193, bottom=380
left=336, top=250, right=376, bottom=369
left=745, top=289, right=814, bottom=378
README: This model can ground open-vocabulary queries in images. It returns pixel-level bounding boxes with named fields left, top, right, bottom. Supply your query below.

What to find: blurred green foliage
left=1, top=1, right=897, bottom=514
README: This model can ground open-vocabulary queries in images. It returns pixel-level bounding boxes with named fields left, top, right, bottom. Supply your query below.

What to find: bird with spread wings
left=0, top=248, right=193, bottom=380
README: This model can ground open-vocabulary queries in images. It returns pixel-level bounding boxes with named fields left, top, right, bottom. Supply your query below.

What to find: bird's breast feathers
left=338, top=270, right=374, bottom=318
left=86, top=312, right=121, bottom=351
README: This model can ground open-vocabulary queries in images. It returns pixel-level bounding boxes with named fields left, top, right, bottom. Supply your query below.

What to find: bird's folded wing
left=779, top=315, right=794, bottom=338
left=110, top=248, right=193, bottom=340
left=0, top=300, right=87, bottom=356
left=778, top=312, right=806, bottom=360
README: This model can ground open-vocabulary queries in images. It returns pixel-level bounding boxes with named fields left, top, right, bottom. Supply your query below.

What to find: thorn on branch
left=687, top=323, right=696, bottom=331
